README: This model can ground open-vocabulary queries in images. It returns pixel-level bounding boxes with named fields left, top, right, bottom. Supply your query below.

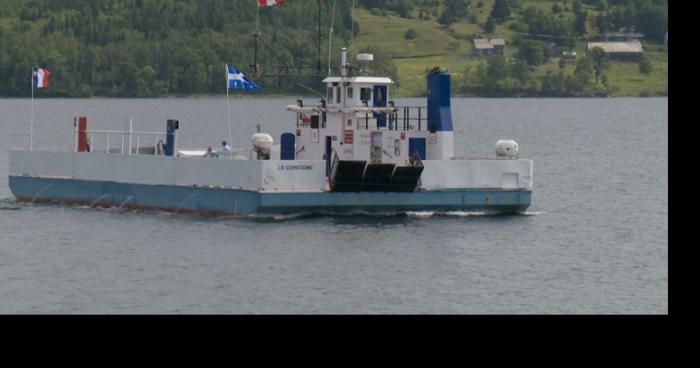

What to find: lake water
left=0, top=97, right=668, bottom=314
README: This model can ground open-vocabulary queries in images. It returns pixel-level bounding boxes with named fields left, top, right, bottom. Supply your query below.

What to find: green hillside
left=352, top=0, right=668, bottom=97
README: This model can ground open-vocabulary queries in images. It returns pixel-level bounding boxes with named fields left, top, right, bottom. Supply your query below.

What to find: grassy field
left=351, top=2, right=668, bottom=97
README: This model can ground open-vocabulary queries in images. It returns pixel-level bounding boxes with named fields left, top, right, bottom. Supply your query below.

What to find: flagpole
left=256, top=3, right=260, bottom=31
left=30, top=69, right=34, bottom=151
left=226, top=65, right=232, bottom=149
left=253, top=3, right=261, bottom=78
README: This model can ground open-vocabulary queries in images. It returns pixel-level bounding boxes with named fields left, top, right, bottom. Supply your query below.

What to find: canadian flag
left=258, top=0, right=285, bottom=7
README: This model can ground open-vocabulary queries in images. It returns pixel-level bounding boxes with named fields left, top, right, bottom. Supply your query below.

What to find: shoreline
left=0, top=93, right=669, bottom=99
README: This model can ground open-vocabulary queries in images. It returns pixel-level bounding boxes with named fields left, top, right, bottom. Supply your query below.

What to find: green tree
left=589, top=46, right=609, bottom=84
left=518, top=40, right=546, bottom=66
left=483, top=56, right=511, bottom=94
left=575, top=55, right=594, bottom=84
left=574, top=10, right=588, bottom=35
left=484, top=16, right=495, bottom=33
left=595, top=13, right=610, bottom=34
left=396, top=0, right=413, bottom=18
left=404, top=29, right=418, bottom=40
left=511, top=60, right=532, bottom=84
left=438, top=0, right=469, bottom=25
left=596, top=0, right=608, bottom=11
left=639, top=53, right=653, bottom=74
left=636, top=5, right=668, bottom=42
left=601, top=73, right=609, bottom=89
left=490, top=0, right=511, bottom=22
left=522, top=6, right=572, bottom=37
left=572, top=0, right=583, bottom=14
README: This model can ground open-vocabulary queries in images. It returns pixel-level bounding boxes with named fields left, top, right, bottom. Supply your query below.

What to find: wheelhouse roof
left=322, top=76, right=394, bottom=84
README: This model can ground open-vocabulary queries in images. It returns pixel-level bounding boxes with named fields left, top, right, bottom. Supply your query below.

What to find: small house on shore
left=472, top=38, right=506, bottom=56
left=587, top=41, right=643, bottom=61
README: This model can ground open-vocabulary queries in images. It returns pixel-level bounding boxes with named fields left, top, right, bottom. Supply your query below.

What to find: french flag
left=33, top=67, right=51, bottom=89
left=258, top=0, right=285, bottom=7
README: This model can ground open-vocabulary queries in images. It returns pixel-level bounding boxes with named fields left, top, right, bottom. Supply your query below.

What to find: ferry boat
left=8, top=49, right=533, bottom=215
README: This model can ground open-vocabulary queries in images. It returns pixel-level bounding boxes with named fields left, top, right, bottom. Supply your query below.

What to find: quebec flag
left=226, top=65, right=260, bottom=91
left=33, top=67, right=51, bottom=89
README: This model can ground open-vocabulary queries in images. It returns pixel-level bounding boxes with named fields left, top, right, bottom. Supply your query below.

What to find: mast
left=252, top=5, right=261, bottom=78
left=317, top=0, right=322, bottom=76
left=327, top=0, right=337, bottom=76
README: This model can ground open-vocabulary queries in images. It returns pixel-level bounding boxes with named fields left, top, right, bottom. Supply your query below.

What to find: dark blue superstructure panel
left=427, top=72, right=453, bottom=132
left=373, top=85, right=388, bottom=128
left=409, top=137, right=427, bottom=160
left=325, top=136, right=332, bottom=176
left=280, top=133, right=295, bottom=160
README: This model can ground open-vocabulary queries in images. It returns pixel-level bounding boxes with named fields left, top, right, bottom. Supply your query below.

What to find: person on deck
left=222, top=141, right=232, bottom=153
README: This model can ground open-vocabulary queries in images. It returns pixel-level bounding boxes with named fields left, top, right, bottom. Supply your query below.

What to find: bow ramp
left=329, top=155, right=424, bottom=192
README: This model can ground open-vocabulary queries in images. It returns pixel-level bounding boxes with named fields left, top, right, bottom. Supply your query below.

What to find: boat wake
left=4, top=195, right=541, bottom=220
left=244, top=210, right=540, bottom=221
left=0, top=196, right=22, bottom=211
left=406, top=211, right=488, bottom=218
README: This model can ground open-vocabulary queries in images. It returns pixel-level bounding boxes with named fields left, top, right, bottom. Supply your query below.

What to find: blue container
left=166, top=119, right=179, bottom=156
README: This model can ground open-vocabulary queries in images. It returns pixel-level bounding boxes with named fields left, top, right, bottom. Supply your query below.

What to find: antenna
left=252, top=3, right=262, bottom=78
left=327, top=0, right=337, bottom=75
left=317, top=0, right=322, bottom=75
left=350, top=0, right=356, bottom=56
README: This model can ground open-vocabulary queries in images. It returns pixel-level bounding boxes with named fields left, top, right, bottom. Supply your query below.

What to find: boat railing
left=77, top=129, right=167, bottom=156
left=256, top=64, right=341, bottom=78
left=212, top=148, right=252, bottom=159
left=355, top=105, right=427, bottom=131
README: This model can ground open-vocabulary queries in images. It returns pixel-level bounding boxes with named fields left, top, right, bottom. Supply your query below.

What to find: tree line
left=456, top=46, right=619, bottom=97
left=0, top=0, right=354, bottom=97
left=0, top=0, right=667, bottom=97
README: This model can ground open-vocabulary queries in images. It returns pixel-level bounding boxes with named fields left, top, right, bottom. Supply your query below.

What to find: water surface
left=0, top=97, right=668, bottom=314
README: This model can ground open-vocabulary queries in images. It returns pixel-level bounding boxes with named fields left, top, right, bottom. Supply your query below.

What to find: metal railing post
left=404, top=107, right=408, bottom=131
left=127, top=119, right=133, bottom=155
left=74, top=117, right=78, bottom=152
left=418, top=107, right=421, bottom=131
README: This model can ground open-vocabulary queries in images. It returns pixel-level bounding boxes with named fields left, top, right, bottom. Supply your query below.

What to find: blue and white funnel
left=426, top=69, right=454, bottom=159
left=427, top=70, right=453, bottom=132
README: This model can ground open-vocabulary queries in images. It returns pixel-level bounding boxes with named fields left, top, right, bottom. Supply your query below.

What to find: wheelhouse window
left=375, top=87, right=386, bottom=105
left=347, top=87, right=354, bottom=99
left=360, top=88, right=371, bottom=103
left=327, top=87, right=333, bottom=102
left=336, top=86, right=341, bottom=104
